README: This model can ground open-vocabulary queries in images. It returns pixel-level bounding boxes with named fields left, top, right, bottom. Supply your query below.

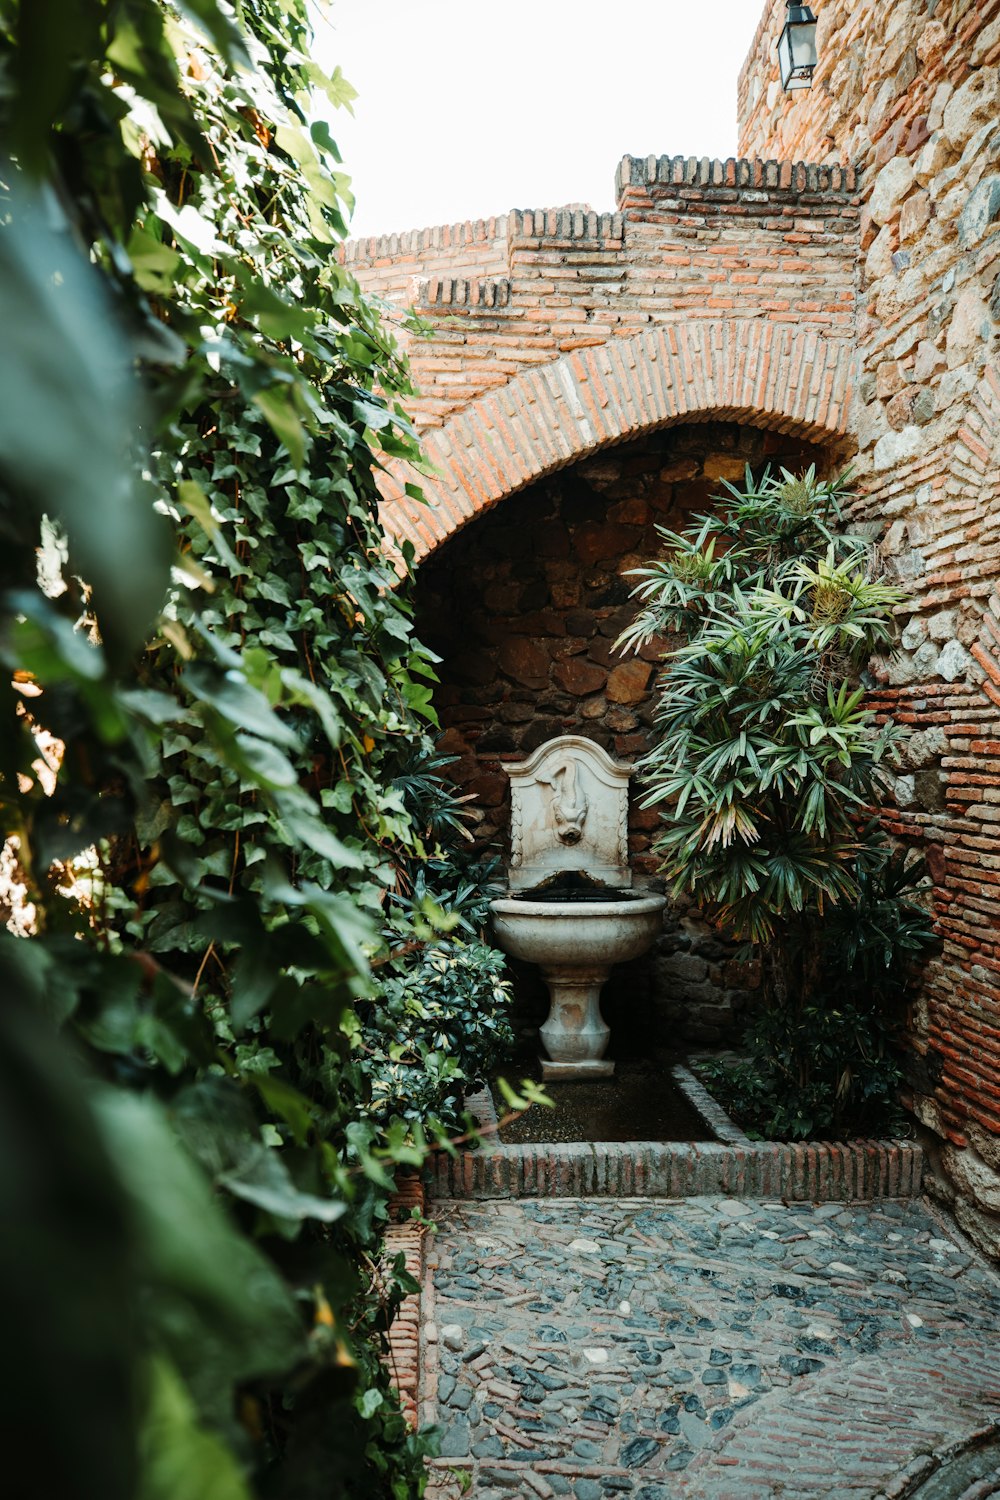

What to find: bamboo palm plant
left=620, top=468, right=935, bottom=1132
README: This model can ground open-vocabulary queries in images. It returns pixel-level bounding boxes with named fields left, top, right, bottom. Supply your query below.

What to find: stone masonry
left=346, top=0, right=1000, bottom=1255
left=414, top=422, right=822, bottom=1048
left=738, top=0, right=1000, bottom=1259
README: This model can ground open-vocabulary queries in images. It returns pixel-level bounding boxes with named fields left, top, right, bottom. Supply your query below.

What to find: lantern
left=778, top=1, right=818, bottom=91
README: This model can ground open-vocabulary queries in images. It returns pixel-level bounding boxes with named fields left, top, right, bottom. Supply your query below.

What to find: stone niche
left=414, top=420, right=831, bottom=1049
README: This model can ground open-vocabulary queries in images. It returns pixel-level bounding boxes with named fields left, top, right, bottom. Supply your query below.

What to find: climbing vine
left=0, top=3, right=525, bottom=1496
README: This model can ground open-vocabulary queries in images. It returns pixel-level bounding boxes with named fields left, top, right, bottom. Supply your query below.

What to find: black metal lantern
left=777, top=1, right=818, bottom=90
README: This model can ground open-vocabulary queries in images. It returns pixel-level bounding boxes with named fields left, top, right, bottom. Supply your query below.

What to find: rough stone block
left=876, top=360, right=907, bottom=399
left=606, top=659, right=653, bottom=705
left=957, top=175, right=1000, bottom=248
left=656, top=952, right=709, bottom=983
left=946, top=286, right=990, bottom=359
left=971, top=13, right=1000, bottom=65
left=913, top=339, right=945, bottom=381
left=552, top=657, right=606, bottom=696
left=913, top=130, right=954, bottom=188
left=895, top=774, right=917, bottom=808
left=702, top=455, right=747, bottom=482
left=869, top=156, right=916, bottom=225
left=904, top=725, right=948, bottom=768
left=873, top=426, right=923, bottom=470
left=498, top=638, right=550, bottom=689
left=899, top=189, right=932, bottom=242
left=943, top=69, right=1000, bottom=149
left=937, top=638, right=971, bottom=682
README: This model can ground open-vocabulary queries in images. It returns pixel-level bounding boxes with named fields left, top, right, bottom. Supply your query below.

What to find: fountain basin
left=491, top=890, right=667, bottom=1080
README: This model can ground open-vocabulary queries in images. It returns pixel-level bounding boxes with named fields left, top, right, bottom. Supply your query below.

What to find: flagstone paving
left=420, top=1197, right=1000, bottom=1499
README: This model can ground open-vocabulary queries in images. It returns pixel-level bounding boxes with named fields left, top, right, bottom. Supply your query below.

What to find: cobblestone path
left=421, top=1198, right=1000, bottom=1499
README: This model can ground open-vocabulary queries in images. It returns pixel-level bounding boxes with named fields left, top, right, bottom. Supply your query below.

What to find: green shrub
left=623, top=467, right=937, bottom=1136
left=363, top=941, right=513, bottom=1128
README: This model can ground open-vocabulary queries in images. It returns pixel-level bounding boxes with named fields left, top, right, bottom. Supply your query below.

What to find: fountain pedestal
left=538, top=966, right=614, bottom=1081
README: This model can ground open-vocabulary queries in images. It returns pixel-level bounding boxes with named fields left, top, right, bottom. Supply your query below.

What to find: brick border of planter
left=670, top=1060, right=753, bottom=1145
left=427, top=1074, right=924, bottom=1202
left=383, top=1173, right=427, bottom=1429
left=426, top=1137, right=924, bottom=1201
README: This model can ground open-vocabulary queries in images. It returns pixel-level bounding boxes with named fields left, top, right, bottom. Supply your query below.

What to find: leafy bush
left=623, top=467, right=937, bottom=1136
left=363, top=941, right=514, bottom=1128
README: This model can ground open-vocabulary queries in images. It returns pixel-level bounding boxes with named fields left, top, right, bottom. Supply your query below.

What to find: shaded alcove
left=414, top=419, right=836, bottom=1054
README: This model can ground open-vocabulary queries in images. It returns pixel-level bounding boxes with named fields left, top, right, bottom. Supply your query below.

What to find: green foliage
left=625, top=468, right=937, bottom=1135
left=365, top=941, right=514, bottom=1128
left=699, top=839, right=937, bottom=1139
left=0, top=3, right=515, bottom=1497
left=622, top=467, right=907, bottom=944
left=698, top=1004, right=906, bottom=1141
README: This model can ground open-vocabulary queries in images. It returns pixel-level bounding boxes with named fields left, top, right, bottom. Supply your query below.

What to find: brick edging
left=670, top=1061, right=754, bottom=1146
left=426, top=1138, right=924, bottom=1202
left=614, top=152, right=858, bottom=200
left=383, top=1173, right=426, bottom=1428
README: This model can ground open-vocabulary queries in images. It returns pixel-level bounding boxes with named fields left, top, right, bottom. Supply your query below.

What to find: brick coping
left=342, top=152, right=858, bottom=263
left=427, top=1137, right=924, bottom=1202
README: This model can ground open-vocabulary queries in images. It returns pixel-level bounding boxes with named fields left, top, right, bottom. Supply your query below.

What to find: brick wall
left=740, top=0, right=1000, bottom=1257
left=415, top=421, right=827, bottom=1049
left=343, top=157, right=859, bottom=459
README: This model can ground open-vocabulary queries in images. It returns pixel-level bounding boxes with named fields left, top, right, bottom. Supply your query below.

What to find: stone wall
left=740, top=0, right=1000, bottom=1256
left=415, top=422, right=826, bottom=1050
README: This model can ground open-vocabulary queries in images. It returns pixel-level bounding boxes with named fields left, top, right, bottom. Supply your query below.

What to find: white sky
left=314, top=2, right=766, bottom=241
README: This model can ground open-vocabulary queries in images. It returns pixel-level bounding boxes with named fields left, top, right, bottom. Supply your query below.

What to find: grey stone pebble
left=621, top=1436, right=659, bottom=1467
left=438, top=1417, right=470, bottom=1458
left=572, top=1438, right=602, bottom=1459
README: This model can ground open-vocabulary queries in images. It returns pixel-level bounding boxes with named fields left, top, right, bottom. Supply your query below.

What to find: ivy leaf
left=218, top=1143, right=346, bottom=1223
left=93, top=1090, right=304, bottom=1391
left=172, top=0, right=251, bottom=69
left=253, top=386, right=307, bottom=470
left=184, top=662, right=300, bottom=748
left=137, top=1358, right=252, bottom=1500
left=0, top=175, right=172, bottom=657
left=274, top=798, right=366, bottom=870
left=356, top=1388, right=383, bottom=1420
left=352, top=396, right=393, bottom=432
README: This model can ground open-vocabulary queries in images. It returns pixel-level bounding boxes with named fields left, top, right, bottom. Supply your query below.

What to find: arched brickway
left=381, top=321, right=853, bottom=562
left=415, top=419, right=838, bottom=1051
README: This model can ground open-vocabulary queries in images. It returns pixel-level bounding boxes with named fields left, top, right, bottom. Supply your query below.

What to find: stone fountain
left=490, top=735, right=666, bottom=1080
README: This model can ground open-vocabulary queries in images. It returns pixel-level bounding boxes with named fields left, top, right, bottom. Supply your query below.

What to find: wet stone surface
left=423, top=1198, right=1000, bottom=1498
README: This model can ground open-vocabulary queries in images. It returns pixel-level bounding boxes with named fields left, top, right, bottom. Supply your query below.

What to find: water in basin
left=509, top=870, right=644, bottom=904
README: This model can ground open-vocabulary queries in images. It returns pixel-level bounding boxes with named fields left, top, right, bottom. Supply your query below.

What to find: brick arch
left=379, top=320, right=854, bottom=561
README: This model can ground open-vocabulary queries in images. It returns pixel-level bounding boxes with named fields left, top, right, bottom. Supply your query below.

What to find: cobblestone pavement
left=421, top=1198, right=1000, bottom=1499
